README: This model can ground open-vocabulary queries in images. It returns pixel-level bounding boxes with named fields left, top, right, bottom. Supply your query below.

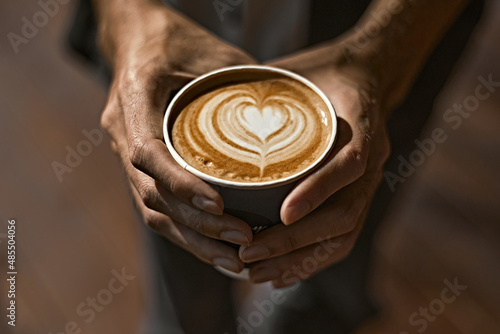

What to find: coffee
left=172, top=77, right=333, bottom=182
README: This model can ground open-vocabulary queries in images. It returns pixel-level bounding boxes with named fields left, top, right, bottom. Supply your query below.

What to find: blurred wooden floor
left=0, top=1, right=145, bottom=333
left=1, top=1, right=499, bottom=334
left=356, top=2, right=500, bottom=333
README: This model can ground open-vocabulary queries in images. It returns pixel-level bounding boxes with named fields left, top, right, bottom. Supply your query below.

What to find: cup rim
left=163, top=65, right=337, bottom=190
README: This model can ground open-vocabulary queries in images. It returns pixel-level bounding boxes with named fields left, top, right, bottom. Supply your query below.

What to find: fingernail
left=220, top=230, right=250, bottom=245
left=213, top=257, right=242, bottom=273
left=284, top=201, right=310, bottom=224
left=192, top=195, right=223, bottom=215
left=240, top=245, right=270, bottom=262
left=251, top=266, right=281, bottom=283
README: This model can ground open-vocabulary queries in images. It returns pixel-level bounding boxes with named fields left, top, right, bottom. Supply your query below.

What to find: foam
left=172, top=78, right=332, bottom=182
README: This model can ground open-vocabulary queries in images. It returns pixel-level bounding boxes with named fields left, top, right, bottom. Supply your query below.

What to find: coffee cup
left=163, top=65, right=337, bottom=277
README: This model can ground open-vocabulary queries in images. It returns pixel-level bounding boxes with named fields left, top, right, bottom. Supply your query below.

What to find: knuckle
left=282, top=232, right=302, bottom=254
left=189, top=215, right=208, bottom=236
left=100, top=109, right=114, bottom=133
left=336, top=198, right=364, bottom=235
left=110, top=141, right=119, bottom=155
left=343, top=213, right=359, bottom=234
left=120, top=66, right=146, bottom=87
left=355, top=186, right=369, bottom=209
left=328, top=217, right=354, bottom=239
left=177, top=202, right=199, bottom=222
left=163, top=173, right=182, bottom=194
left=100, top=96, right=121, bottom=133
left=137, top=183, right=158, bottom=209
left=129, top=138, right=149, bottom=169
left=345, top=146, right=368, bottom=179
left=142, top=211, right=162, bottom=232
left=120, top=62, right=168, bottom=94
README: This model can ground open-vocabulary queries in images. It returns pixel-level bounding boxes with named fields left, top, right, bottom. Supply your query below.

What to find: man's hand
left=240, top=45, right=390, bottom=287
left=240, top=0, right=470, bottom=287
left=93, top=0, right=469, bottom=280
left=93, top=0, right=257, bottom=273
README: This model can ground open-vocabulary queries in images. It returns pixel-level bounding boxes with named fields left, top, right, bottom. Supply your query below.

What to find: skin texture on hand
left=95, top=0, right=259, bottom=274
left=92, top=0, right=471, bottom=283
left=239, top=45, right=391, bottom=287
left=238, top=0, right=471, bottom=286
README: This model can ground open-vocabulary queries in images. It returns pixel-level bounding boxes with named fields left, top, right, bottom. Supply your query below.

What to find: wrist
left=92, top=0, right=165, bottom=70
left=339, top=0, right=469, bottom=111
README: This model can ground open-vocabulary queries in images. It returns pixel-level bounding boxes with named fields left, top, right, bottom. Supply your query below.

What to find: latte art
left=172, top=78, right=332, bottom=182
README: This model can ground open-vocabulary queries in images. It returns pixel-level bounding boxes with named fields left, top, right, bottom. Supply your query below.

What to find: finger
left=119, top=71, right=225, bottom=215
left=129, top=137, right=224, bottom=215
left=109, top=109, right=253, bottom=245
left=280, top=116, right=370, bottom=225
left=247, top=233, right=354, bottom=286
left=240, top=181, right=367, bottom=263
left=130, top=185, right=246, bottom=273
left=154, top=181, right=253, bottom=244
left=248, top=206, right=368, bottom=286
left=126, top=156, right=252, bottom=245
left=269, top=206, right=368, bottom=288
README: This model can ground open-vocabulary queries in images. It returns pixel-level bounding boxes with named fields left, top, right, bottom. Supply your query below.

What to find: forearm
left=90, top=0, right=163, bottom=68
left=347, top=0, right=470, bottom=111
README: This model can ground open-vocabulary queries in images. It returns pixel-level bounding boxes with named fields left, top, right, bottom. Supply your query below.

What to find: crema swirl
left=172, top=78, right=332, bottom=182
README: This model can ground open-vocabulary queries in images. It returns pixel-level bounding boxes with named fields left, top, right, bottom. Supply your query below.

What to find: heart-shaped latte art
left=239, top=105, right=285, bottom=142
left=172, top=78, right=331, bottom=181
left=198, top=89, right=313, bottom=174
